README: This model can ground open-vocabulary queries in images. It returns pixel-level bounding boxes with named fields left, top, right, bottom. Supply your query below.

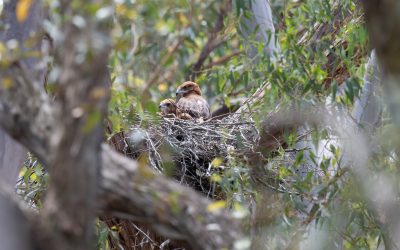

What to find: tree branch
left=0, top=0, right=47, bottom=187
left=37, top=2, right=113, bottom=249
left=187, top=0, right=233, bottom=80
left=363, top=0, right=400, bottom=125
left=0, top=66, right=244, bottom=250
left=0, top=62, right=53, bottom=162
left=100, top=145, right=243, bottom=250
left=0, top=1, right=247, bottom=249
left=203, top=50, right=242, bottom=70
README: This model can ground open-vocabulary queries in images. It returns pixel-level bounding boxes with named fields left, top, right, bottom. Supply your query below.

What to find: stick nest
left=118, top=113, right=259, bottom=194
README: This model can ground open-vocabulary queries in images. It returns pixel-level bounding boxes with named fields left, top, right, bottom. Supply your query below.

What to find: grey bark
left=352, top=50, right=382, bottom=133
left=34, top=1, right=112, bottom=249
left=0, top=0, right=47, bottom=187
left=239, top=0, right=279, bottom=61
left=0, top=133, right=26, bottom=186
left=0, top=185, right=33, bottom=250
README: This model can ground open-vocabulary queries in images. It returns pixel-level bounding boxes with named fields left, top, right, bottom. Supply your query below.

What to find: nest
left=104, top=113, right=260, bottom=249
left=114, top=113, right=259, bottom=195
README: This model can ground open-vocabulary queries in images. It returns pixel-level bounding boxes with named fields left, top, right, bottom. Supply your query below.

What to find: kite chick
left=158, top=98, right=177, bottom=118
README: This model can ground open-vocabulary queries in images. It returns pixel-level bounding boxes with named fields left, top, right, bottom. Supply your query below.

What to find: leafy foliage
left=15, top=0, right=395, bottom=249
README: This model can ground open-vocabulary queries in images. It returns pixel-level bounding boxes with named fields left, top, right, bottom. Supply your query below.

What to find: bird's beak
left=176, top=88, right=187, bottom=96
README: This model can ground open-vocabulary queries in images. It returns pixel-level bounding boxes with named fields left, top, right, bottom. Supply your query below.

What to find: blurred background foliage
left=108, top=0, right=368, bottom=132
left=15, top=0, right=387, bottom=249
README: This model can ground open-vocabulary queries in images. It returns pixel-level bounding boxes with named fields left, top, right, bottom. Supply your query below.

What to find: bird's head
left=159, top=98, right=177, bottom=115
left=176, top=81, right=202, bottom=99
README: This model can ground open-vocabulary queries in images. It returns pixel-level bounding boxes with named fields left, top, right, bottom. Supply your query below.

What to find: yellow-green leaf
left=16, top=0, right=33, bottom=23
left=158, top=83, right=168, bottom=92
left=210, top=174, right=221, bottom=183
left=211, top=157, right=223, bottom=168
left=2, top=77, right=14, bottom=89
left=207, top=201, right=226, bottom=212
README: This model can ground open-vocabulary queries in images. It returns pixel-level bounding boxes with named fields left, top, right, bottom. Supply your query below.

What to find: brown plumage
left=175, top=81, right=211, bottom=120
left=158, top=98, right=177, bottom=118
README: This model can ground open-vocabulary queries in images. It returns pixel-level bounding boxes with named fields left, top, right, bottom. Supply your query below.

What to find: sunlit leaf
left=2, top=77, right=13, bottom=89
left=211, top=157, right=223, bottom=168
left=16, top=0, right=33, bottom=23
left=158, top=83, right=168, bottom=92
left=207, top=201, right=226, bottom=212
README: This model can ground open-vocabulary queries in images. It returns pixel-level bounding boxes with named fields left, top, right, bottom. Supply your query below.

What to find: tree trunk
left=239, top=0, right=279, bottom=61
left=362, top=1, right=400, bottom=248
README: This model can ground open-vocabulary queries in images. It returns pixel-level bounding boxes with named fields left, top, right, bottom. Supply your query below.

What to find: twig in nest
left=123, top=112, right=259, bottom=194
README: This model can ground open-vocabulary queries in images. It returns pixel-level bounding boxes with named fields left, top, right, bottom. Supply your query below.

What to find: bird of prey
left=158, top=98, right=177, bottom=118
left=175, top=81, right=211, bottom=121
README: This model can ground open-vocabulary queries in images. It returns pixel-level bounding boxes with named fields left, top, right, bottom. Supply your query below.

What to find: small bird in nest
left=158, top=98, right=190, bottom=119
left=158, top=98, right=177, bottom=118
left=175, top=81, right=211, bottom=121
